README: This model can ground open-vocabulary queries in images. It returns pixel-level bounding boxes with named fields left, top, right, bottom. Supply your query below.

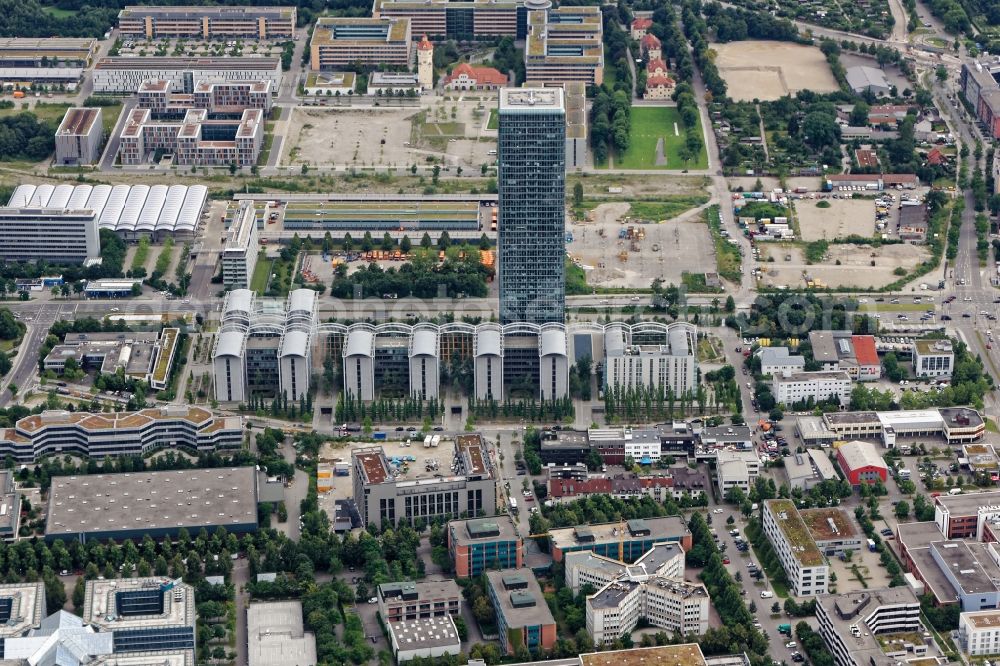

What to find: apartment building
left=373, top=0, right=523, bottom=39
left=913, top=338, right=955, bottom=378
left=524, top=6, right=604, bottom=86
left=486, top=571, right=557, bottom=655
left=772, top=370, right=852, bottom=407
left=587, top=576, right=709, bottom=644
left=222, top=200, right=259, bottom=289
left=762, top=499, right=829, bottom=597
left=137, top=79, right=272, bottom=118
left=815, top=588, right=923, bottom=666
left=118, top=107, right=263, bottom=167
left=0, top=406, right=242, bottom=463
left=448, top=516, right=523, bottom=578
left=117, top=6, right=296, bottom=40
left=0, top=207, right=99, bottom=264
left=960, top=62, right=1000, bottom=140
left=54, top=107, right=103, bottom=166
left=92, top=57, right=282, bottom=93
left=310, top=17, right=412, bottom=69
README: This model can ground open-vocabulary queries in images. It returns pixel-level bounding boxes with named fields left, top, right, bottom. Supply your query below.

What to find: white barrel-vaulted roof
left=155, top=184, right=186, bottom=233
left=7, top=184, right=35, bottom=207
left=136, top=184, right=167, bottom=234
left=344, top=328, right=375, bottom=358
left=27, top=184, right=54, bottom=207
left=47, top=184, right=75, bottom=209
left=175, top=185, right=206, bottom=234
left=98, top=185, right=130, bottom=230
left=409, top=328, right=438, bottom=357
left=475, top=327, right=502, bottom=357
left=279, top=330, right=309, bottom=358
left=66, top=184, right=93, bottom=209
left=214, top=329, right=246, bottom=358
left=117, top=184, right=150, bottom=233
left=85, top=185, right=113, bottom=217
left=540, top=327, right=567, bottom=357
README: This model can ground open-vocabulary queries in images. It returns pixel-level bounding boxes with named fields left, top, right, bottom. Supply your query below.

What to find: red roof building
left=851, top=335, right=881, bottom=381
left=926, top=147, right=945, bottom=165
left=836, top=440, right=888, bottom=486
left=443, top=63, right=507, bottom=91
left=631, top=17, right=653, bottom=39
left=416, top=34, right=433, bottom=51
left=855, top=148, right=878, bottom=168
left=640, top=33, right=661, bottom=59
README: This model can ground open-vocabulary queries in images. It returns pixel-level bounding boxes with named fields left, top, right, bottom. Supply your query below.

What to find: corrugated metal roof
left=7, top=184, right=35, bottom=207
left=135, top=183, right=166, bottom=233
left=156, top=184, right=186, bottom=232
left=117, top=184, right=149, bottom=232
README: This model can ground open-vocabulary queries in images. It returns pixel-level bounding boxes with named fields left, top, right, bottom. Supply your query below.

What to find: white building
left=409, top=327, right=439, bottom=400
left=279, top=290, right=316, bottom=402
left=913, top=339, right=955, bottom=378
left=368, top=72, right=421, bottom=95
left=716, top=450, right=761, bottom=495
left=762, top=499, right=829, bottom=597
left=773, top=370, right=852, bottom=407
left=0, top=207, right=99, bottom=264
left=222, top=201, right=259, bottom=289
left=756, top=346, right=806, bottom=377
left=958, top=609, right=1000, bottom=656
left=92, top=56, right=282, bottom=93
left=815, top=588, right=923, bottom=666
left=248, top=601, right=316, bottom=666
left=564, top=542, right=684, bottom=594
left=587, top=575, right=709, bottom=645
left=604, top=323, right=697, bottom=397
left=388, top=615, right=461, bottom=662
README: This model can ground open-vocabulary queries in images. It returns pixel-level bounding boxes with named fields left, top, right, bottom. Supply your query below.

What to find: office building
left=815, top=588, right=925, bottom=666
left=799, top=507, right=863, bottom=556
left=772, top=370, right=852, bottom=406
left=137, top=78, right=272, bottom=118
left=0, top=207, right=99, bottom=264
left=587, top=575, right=709, bottom=644
left=118, top=6, right=296, bottom=40
left=564, top=80, right=588, bottom=171
left=378, top=580, right=461, bottom=622
left=913, top=339, right=955, bottom=378
left=716, top=450, right=761, bottom=495
left=310, top=17, right=412, bottom=69
left=755, top=346, right=805, bottom=377
left=565, top=542, right=684, bottom=594
left=247, top=601, right=317, bottom=666
left=388, top=615, right=461, bottom=662
left=784, top=450, right=830, bottom=491
left=810, top=407, right=984, bottom=448
left=46, top=467, right=258, bottom=542
left=762, top=499, right=829, bottom=596
left=0, top=406, right=241, bottom=464
left=549, top=470, right=708, bottom=504
left=498, top=87, right=565, bottom=325
left=808, top=331, right=881, bottom=381
left=836, top=440, right=888, bottom=486
left=0, top=583, right=45, bottom=638
left=93, top=57, right=282, bottom=94
left=934, top=489, right=1000, bottom=540
left=548, top=517, right=692, bottom=563
left=119, top=106, right=263, bottom=167
left=55, top=108, right=103, bottom=166
left=44, top=328, right=180, bottom=390
left=524, top=5, right=604, bottom=86
left=960, top=61, right=1000, bottom=140
left=0, top=472, right=20, bottom=541
left=7, top=183, right=207, bottom=240
left=222, top=200, right=259, bottom=289
left=448, top=516, right=523, bottom=578
left=959, top=609, right=1000, bottom=656
left=485, top=570, right=557, bottom=655
left=373, top=0, right=525, bottom=39
left=603, top=322, right=697, bottom=397
left=353, top=435, right=495, bottom=529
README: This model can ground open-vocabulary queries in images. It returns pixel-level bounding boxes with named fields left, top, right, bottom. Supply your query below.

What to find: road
left=0, top=303, right=75, bottom=406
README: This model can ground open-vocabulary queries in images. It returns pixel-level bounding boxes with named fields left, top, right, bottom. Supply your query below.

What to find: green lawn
left=605, top=106, right=708, bottom=171
left=40, top=6, right=77, bottom=17
left=250, top=252, right=272, bottom=293
left=486, top=109, right=498, bottom=130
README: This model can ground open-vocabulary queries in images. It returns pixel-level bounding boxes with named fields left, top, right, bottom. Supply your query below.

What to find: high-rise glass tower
left=497, top=87, right=566, bottom=324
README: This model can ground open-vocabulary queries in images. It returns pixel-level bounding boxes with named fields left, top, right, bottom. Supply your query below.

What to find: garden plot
left=713, top=41, right=840, bottom=101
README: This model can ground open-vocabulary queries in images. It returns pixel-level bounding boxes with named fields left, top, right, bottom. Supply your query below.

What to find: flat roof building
left=247, top=601, right=317, bottom=666
left=799, top=507, right=863, bottom=556
left=46, top=467, right=258, bottom=542
left=387, top=615, right=461, bottom=662
left=934, top=489, right=1000, bottom=539
left=913, top=338, right=955, bottom=378
left=565, top=541, right=684, bottom=594
left=310, top=17, right=412, bottom=69
left=0, top=582, right=45, bottom=638
left=2, top=405, right=241, bottom=464
left=0, top=472, right=21, bottom=541
left=808, top=331, right=881, bottom=381
left=549, top=516, right=692, bottom=563
left=0, top=206, right=99, bottom=265
left=118, top=6, right=296, bottom=40
left=55, top=108, right=103, bottom=166
left=448, top=516, right=523, bottom=578
left=378, top=579, right=461, bottom=623
left=958, top=609, right=1000, bottom=656
left=373, top=0, right=524, bottom=40
left=716, top=450, right=761, bottom=495
left=586, top=574, right=708, bottom=645
left=485, top=570, right=557, bottom=655
left=580, top=644, right=708, bottom=666
left=119, top=106, right=264, bottom=167
left=93, top=57, right=282, bottom=94
left=524, top=6, right=604, bottom=86
left=222, top=200, right=259, bottom=290
left=762, top=499, right=829, bottom=597
left=353, top=435, right=495, bottom=529
left=756, top=346, right=805, bottom=377
left=0, top=38, right=96, bottom=67
left=815, top=587, right=925, bottom=666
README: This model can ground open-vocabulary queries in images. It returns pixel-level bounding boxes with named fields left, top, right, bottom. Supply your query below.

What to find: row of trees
left=603, top=383, right=703, bottom=422
left=467, top=395, right=575, bottom=422
left=334, top=391, right=444, bottom=425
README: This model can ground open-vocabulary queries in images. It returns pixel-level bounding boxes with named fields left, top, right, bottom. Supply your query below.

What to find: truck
left=334, top=462, right=350, bottom=476
left=423, top=435, right=432, bottom=448
left=431, top=435, right=440, bottom=447
left=778, top=624, right=792, bottom=636
left=867, top=538, right=877, bottom=552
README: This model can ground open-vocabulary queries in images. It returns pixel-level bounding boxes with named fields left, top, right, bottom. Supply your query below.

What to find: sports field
left=606, top=106, right=708, bottom=170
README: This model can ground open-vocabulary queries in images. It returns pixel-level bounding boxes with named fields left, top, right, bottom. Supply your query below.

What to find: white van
left=949, top=488, right=963, bottom=495
left=760, top=590, right=774, bottom=599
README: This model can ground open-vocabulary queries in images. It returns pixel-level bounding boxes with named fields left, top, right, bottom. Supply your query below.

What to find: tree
left=400, top=235, right=412, bottom=254
left=802, top=112, right=841, bottom=150
left=895, top=500, right=910, bottom=519
left=573, top=181, right=584, bottom=207
left=935, top=65, right=948, bottom=82
left=772, top=602, right=781, bottom=614
left=420, top=232, right=433, bottom=249
left=849, top=101, right=870, bottom=126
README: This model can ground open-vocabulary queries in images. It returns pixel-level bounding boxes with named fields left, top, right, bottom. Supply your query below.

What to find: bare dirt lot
left=282, top=94, right=498, bottom=169
left=568, top=205, right=714, bottom=288
left=713, top=41, right=840, bottom=102
left=757, top=242, right=930, bottom=289
left=796, top=198, right=878, bottom=241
